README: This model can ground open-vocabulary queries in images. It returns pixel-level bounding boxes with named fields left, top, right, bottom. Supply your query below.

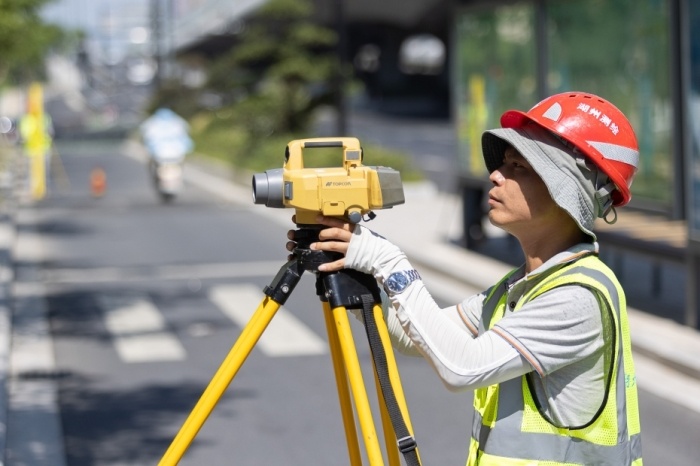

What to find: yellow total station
left=252, top=137, right=405, bottom=225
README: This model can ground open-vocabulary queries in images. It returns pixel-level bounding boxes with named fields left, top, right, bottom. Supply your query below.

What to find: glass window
left=454, top=0, right=672, bottom=207
left=547, top=0, right=672, bottom=206
left=454, top=3, right=537, bottom=176
left=688, top=0, right=700, bottom=237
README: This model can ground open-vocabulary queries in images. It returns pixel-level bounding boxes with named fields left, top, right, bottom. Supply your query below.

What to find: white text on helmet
left=576, top=103, right=620, bottom=136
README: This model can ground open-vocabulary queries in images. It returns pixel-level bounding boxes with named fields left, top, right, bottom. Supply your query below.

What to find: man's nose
left=489, top=168, right=506, bottom=185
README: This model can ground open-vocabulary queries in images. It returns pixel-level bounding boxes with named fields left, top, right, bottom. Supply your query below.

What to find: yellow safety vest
left=20, top=113, right=52, bottom=154
left=467, top=255, right=642, bottom=465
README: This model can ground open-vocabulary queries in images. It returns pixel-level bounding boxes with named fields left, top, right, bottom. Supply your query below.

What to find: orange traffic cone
left=90, top=167, right=106, bottom=197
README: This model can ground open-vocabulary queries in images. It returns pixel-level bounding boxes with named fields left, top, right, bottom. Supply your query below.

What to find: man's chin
left=487, top=212, right=501, bottom=227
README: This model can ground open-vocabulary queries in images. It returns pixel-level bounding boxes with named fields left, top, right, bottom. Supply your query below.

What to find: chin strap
left=595, top=181, right=617, bottom=224
left=603, top=205, right=618, bottom=225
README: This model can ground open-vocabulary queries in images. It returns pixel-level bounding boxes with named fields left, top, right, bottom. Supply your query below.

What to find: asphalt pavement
left=2, top=136, right=700, bottom=463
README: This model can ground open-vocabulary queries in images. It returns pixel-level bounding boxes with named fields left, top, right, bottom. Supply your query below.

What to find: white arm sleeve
left=379, top=293, right=477, bottom=357
left=344, top=226, right=533, bottom=391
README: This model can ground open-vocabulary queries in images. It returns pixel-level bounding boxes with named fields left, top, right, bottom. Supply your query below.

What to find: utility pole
left=334, top=0, right=347, bottom=135
left=151, top=0, right=163, bottom=90
left=167, top=0, right=175, bottom=81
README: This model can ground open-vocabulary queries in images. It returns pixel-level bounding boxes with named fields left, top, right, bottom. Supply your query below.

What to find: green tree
left=164, top=0, right=421, bottom=181
left=206, top=0, right=338, bottom=136
left=0, top=0, right=67, bottom=85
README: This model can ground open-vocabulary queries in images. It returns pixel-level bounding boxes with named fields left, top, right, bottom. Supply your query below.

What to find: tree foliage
left=205, top=0, right=338, bottom=136
left=0, top=0, right=68, bottom=85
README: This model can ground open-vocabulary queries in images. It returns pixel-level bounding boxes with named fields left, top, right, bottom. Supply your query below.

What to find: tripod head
left=290, top=224, right=344, bottom=273
left=265, top=223, right=383, bottom=311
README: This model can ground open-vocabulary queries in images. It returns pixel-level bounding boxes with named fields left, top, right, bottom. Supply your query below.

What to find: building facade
left=167, top=0, right=700, bottom=325
left=454, top=0, right=677, bottom=213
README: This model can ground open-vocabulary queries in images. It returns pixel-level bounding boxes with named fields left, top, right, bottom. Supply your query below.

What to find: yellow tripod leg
left=331, top=304, right=385, bottom=465
left=158, top=296, right=281, bottom=466
left=370, top=303, right=421, bottom=464
left=323, top=301, right=363, bottom=466
left=374, top=369, right=401, bottom=466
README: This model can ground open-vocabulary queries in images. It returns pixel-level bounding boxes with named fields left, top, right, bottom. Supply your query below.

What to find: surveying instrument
left=158, top=138, right=422, bottom=465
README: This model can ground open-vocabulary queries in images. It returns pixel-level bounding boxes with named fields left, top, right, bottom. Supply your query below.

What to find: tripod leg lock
left=322, top=269, right=382, bottom=309
left=397, top=435, right=418, bottom=454
left=263, top=258, right=305, bottom=305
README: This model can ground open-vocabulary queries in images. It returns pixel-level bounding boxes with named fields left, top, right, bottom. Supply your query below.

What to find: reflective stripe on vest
left=467, top=256, right=642, bottom=466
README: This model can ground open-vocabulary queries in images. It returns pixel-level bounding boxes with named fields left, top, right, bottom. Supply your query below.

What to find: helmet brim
left=500, top=110, right=531, bottom=129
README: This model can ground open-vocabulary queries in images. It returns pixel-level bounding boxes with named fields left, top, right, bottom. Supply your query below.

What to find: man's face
left=487, top=146, right=565, bottom=236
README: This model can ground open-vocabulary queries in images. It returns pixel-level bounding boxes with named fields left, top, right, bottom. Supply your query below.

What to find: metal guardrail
left=594, top=210, right=686, bottom=298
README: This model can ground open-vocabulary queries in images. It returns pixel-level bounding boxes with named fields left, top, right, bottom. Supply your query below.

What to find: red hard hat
left=499, top=92, right=639, bottom=207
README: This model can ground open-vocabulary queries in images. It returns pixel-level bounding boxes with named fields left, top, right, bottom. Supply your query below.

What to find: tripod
left=158, top=226, right=421, bottom=465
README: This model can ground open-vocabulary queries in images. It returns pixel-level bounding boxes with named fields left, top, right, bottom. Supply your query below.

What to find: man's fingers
left=312, top=240, right=349, bottom=254
left=316, top=215, right=346, bottom=228
left=316, top=215, right=356, bottom=232
left=318, top=258, right=345, bottom=272
left=317, top=226, right=352, bottom=242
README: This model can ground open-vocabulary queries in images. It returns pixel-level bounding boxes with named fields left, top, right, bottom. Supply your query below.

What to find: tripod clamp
left=263, top=225, right=342, bottom=304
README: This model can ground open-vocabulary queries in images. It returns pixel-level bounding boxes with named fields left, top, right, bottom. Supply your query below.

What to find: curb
left=404, top=235, right=700, bottom=381
left=176, top=152, right=700, bottom=383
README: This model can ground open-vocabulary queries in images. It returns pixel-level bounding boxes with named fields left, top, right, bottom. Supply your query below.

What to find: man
left=288, top=92, right=643, bottom=465
left=19, top=83, right=54, bottom=200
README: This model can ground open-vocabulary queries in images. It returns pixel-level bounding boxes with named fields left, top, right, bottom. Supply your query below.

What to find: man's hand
left=286, top=215, right=356, bottom=272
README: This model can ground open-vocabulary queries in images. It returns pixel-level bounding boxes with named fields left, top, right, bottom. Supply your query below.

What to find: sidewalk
left=180, top=151, right=700, bottom=384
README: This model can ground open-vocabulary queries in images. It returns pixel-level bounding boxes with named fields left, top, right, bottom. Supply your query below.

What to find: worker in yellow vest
left=291, top=91, right=643, bottom=465
left=19, top=83, right=53, bottom=200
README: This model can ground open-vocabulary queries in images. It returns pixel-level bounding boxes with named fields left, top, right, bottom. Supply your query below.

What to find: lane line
left=100, top=297, right=186, bottom=363
left=42, top=260, right=283, bottom=284
left=209, top=284, right=327, bottom=357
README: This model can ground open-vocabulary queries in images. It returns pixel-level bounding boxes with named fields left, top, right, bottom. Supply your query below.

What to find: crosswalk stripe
left=100, top=297, right=186, bottom=363
left=209, top=284, right=327, bottom=357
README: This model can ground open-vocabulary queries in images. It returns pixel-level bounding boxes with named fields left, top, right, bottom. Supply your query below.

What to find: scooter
left=152, top=158, right=183, bottom=202
left=147, top=139, right=187, bottom=203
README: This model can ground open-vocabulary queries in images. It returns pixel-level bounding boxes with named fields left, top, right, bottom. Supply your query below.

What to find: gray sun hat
left=482, top=123, right=616, bottom=240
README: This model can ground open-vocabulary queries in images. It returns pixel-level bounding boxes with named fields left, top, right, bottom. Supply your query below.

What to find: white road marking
left=42, top=260, right=283, bottom=284
left=209, top=284, right=327, bottom=357
left=100, top=297, right=186, bottom=363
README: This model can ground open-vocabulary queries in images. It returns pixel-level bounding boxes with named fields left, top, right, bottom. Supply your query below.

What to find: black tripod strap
left=360, top=294, right=422, bottom=466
